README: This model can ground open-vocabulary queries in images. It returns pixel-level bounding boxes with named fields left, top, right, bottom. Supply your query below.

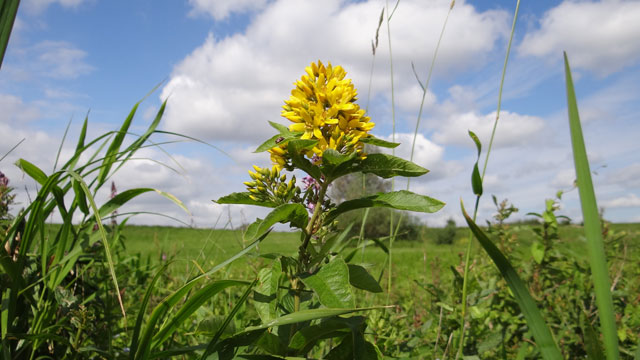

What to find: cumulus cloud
left=519, top=0, right=640, bottom=76
left=601, top=193, right=640, bottom=208
left=161, top=0, right=509, bottom=142
left=188, top=0, right=268, bottom=20
left=432, top=110, right=545, bottom=148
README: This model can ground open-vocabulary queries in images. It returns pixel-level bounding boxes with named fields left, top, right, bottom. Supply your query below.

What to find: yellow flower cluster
left=280, top=60, right=374, bottom=163
left=244, top=165, right=298, bottom=203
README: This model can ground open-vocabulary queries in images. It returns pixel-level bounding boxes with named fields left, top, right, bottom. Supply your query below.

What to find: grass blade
left=0, top=0, right=19, bottom=69
left=563, top=52, right=619, bottom=360
left=200, top=279, right=258, bottom=359
left=461, top=200, right=562, bottom=360
left=151, top=280, right=251, bottom=349
left=129, top=262, right=171, bottom=360
left=66, top=170, right=126, bottom=318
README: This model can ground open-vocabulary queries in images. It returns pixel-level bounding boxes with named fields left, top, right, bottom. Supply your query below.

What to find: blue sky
left=1, top=0, right=640, bottom=228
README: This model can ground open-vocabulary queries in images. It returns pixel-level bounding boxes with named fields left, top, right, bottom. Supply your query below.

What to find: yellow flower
left=281, top=60, right=374, bottom=160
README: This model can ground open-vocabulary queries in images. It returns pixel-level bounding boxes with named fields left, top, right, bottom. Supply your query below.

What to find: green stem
left=456, top=1, right=520, bottom=358
left=385, top=0, right=398, bottom=306
left=407, top=0, right=454, bottom=190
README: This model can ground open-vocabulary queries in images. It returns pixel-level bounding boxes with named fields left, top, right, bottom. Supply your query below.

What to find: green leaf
left=461, top=201, right=562, bottom=360
left=564, top=52, right=619, bottom=360
left=200, top=279, right=258, bottom=360
left=254, top=259, right=282, bottom=323
left=244, top=204, right=308, bottom=241
left=530, top=242, right=545, bottom=265
left=72, top=178, right=90, bottom=215
left=301, top=257, right=355, bottom=308
left=468, top=130, right=481, bottom=157
left=214, top=192, right=278, bottom=208
left=15, top=159, right=48, bottom=185
left=358, top=153, right=428, bottom=178
left=244, top=307, right=382, bottom=332
left=100, top=188, right=189, bottom=219
left=0, top=0, right=19, bottom=69
left=129, top=262, right=170, bottom=360
left=289, top=317, right=364, bottom=354
left=360, top=137, right=400, bottom=148
left=96, top=102, right=139, bottom=187
left=471, top=163, right=483, bottom=196
left=321, top=149, right=358, bottom=179
left=288, top=139, right=321, bottom=179
left=269, top=121, right=294, bottom=134
left=325, top=190, right=444, bottom=224
left=66, top=170, right=126, bottom=320
left=322, top=149, right=357, bottom=168
left=151, top=280, right=249, bottom=348
left=135, top=234, right=268, bottom=360
left=347, top=264, right=382, bottom=293
left=254, top=132, right=299, bottom=153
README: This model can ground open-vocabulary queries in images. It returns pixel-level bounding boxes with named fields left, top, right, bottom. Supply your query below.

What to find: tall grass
left=564, top=52, right=619, bottom=360
left=456, top=1, right=520, bottom=357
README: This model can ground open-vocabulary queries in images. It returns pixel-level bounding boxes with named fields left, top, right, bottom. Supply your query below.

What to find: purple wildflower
left=0, top=171, right=8, bottom=188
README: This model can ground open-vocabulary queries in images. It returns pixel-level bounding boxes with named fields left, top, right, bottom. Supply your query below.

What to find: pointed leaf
left=254, top=132, right=299, bottom=153
left=244, top=204, right=308, bottom=241
left=244, top=307, right=383, bottom=332
left=564, top=52, right=619, bottom=360
left=152, top=280, right=249, bottom=348
left=15, top=159, right=48, bottom=185
left=289, top=317, right=364, bottom=353
left=254, top=259, right=282, bottom=323
left=468, top=130, right=481, bottom=157
left=461, top=200, right=562, bottom=360
left=347, top=264, right=382, bottom=293
left=471, top=163, right=483, bottom=196
left=100, top=188, right=189, bottom=219
left=325, top=190, right=444, bottom=224
left=214, top=192, right=278, bottom=208
left=359, top=153, right=428, bottom=178
left=360, top=137, right=400, bottom=148
left=301, top=257, right=354, bottom=308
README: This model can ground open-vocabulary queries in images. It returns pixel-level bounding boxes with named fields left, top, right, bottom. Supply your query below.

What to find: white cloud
left=34, top=41, right=94, bottom=79
left=601, top=193, right=640, bottom=208
left=161, top=0, right=509, bottom=142
left=608, top=163, right=640, bottom=189
left=0, top=94, right=41, bottom=124
left=5, top=40, right=93, bottom=81
left=188, top=0, right=268, bottom=20
left=432, top=110, right=545, bottom=148
left=23, top=0, right=87, bottom=14
left=519, top=0, right=640, bottom=76
left=551, top=168, right=576, bottom=189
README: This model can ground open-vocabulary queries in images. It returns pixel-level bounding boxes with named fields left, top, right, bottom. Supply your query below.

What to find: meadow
left=3, top=0, right=640, bottom=359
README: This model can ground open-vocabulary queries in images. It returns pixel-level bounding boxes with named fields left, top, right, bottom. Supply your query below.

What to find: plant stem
left=456, top=1, right=520, bottom=358
left=295, top=180, right=329, bottom=316
left=385, top=0, right=398, bottom=306
left=407, top=0, right=454, bottom=190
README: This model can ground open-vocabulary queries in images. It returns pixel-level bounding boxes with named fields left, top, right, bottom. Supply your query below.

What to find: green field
left=119, top=222, right=640, bottom=301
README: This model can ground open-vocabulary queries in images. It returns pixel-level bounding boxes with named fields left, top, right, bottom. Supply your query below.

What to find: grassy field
left=118, top=221, right=640, bottom=296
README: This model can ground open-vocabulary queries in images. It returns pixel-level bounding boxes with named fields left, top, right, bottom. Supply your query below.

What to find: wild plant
left=0, top=99, right=187, bottom=358
left=212, top=60, right=444, bottom=358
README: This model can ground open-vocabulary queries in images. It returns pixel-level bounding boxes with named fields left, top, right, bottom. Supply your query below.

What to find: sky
left=1, top=0, right=640, bottom=229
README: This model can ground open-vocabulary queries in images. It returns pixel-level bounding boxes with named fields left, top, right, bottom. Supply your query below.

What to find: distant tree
left=436, top=218, right=457, bottom=245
